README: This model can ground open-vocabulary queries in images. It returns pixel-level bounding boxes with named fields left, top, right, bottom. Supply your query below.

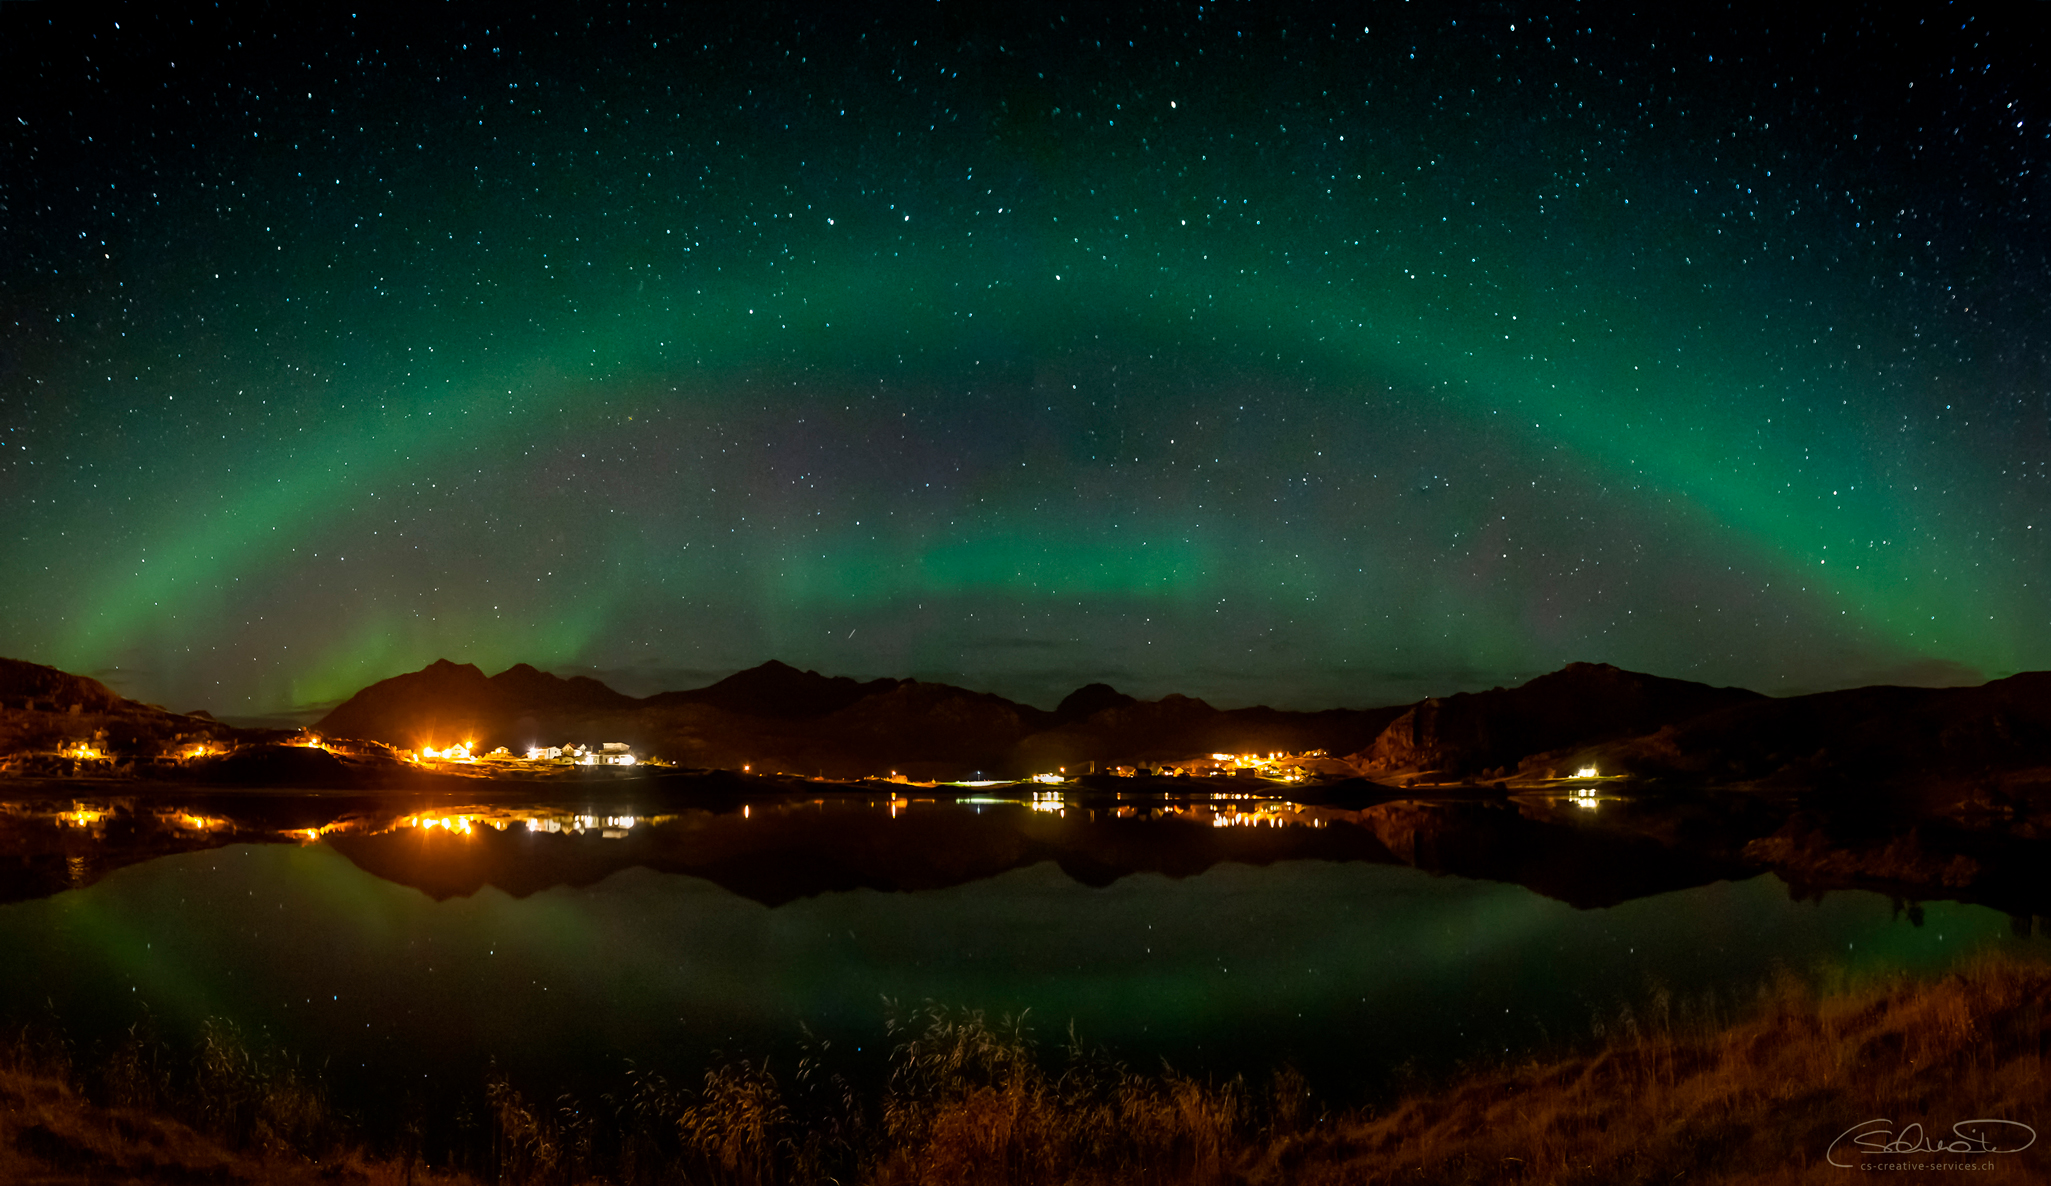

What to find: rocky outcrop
left=1586, top=671, right=2051, bottom=800
left=1354, top=662, right=1763, bottom=777
left=0, top=658, right=129, bottom=714
left=0, top=657, right=250, bottom=768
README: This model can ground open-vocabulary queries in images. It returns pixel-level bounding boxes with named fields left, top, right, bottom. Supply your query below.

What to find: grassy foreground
left=2, top=952, right=2045, bottom=1184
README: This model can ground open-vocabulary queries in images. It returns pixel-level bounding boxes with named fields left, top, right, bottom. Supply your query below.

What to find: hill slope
left=1350, top=662, right=1765, bottom=778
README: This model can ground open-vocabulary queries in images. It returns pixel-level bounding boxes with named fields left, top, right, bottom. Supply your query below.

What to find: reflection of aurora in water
left=0, top=794, right=2043, bottom=1114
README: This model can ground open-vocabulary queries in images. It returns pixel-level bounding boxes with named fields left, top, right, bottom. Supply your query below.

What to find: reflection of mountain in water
left=323, top=794, right=1769, bottom=910
left=0, top=780, right=1818, bottom=912
left=10, top=766, right=2051, bottom=918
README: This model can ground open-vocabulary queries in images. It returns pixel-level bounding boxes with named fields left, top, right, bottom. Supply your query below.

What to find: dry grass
left=2, top=953, right=2046, bottom=1183
left=0, top=1062, right=467, bottom=1185
left=1285, top=951, right=2051, bottom=1185
left=866, top=1005, right=1254, bottom=1186
left=0, top=1012, right=454, bottom=1185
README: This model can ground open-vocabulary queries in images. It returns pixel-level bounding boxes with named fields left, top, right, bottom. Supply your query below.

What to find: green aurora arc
left=5, top=5, right=2046, bottom=715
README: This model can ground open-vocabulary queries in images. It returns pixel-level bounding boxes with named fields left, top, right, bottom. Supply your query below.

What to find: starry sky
left=4, top=3, right=2047, bottom=721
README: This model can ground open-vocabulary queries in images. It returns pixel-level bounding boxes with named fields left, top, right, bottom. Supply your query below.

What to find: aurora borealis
left=5, top=5, right=2047, bottom=721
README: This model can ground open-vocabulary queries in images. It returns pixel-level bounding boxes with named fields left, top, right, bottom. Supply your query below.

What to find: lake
left=0, top=784, right=2036, bottom=1123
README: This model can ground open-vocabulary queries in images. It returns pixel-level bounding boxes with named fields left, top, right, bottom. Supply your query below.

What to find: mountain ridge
left=306, top=656, right=2051, bottom=798
left=11, top=653, right=2051, bottom=802
left=310, top=658, right=1411, bottom=778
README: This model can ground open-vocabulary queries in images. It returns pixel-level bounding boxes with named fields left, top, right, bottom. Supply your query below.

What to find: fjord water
left=0, top=799, right=2031, bottom=1109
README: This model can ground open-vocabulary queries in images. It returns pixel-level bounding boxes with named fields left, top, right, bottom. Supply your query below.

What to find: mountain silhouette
left=641, top=660, right=901, bottom=720
left=1351, top=661, right=1765, bottom=779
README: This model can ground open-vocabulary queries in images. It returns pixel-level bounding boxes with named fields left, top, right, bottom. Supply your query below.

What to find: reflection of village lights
left=1202, top=801, right=1315, bottom=829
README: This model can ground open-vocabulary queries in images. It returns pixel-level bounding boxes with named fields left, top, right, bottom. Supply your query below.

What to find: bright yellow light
left=1576, top=765, right=1600, bottom=779
left=418, top=743, right=476, bottom=763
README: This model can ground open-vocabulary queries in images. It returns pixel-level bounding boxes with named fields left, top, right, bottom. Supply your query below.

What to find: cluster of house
left=510, top=738, right=631, bottom=767
left=519, top=741, right=639, bottom=767
left=1125, top=750, right=1346, bottom=781
left=415, top=741, right=642, bottom=766
left=1008, top=750, right=1348, bottom=785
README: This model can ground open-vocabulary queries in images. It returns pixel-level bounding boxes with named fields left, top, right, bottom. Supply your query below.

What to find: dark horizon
left=172, top=649, right=2014, bottom=733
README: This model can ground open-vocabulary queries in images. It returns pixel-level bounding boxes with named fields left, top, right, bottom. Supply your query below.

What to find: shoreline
left=3, top=952, right=2046, bottom=1183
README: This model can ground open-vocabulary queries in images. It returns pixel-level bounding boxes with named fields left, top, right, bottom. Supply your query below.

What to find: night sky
left=4, top=4, right=2047, bottom=722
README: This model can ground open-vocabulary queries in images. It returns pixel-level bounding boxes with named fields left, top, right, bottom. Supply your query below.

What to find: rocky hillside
left=0, top=658, right=130, bottom=715
left=1583, top=670, right=2051, bottom=803
left=1350, top=662, right=1764, bottom=779
left=0, top=658, right=247, bottom=773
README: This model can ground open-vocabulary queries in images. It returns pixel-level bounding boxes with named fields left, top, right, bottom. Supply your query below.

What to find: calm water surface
left=1, top=794, right=2032, bottom=1107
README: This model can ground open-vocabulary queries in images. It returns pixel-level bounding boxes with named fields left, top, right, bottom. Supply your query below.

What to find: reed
left=0, top=1010, right=430, bottom=1184
left=2, top=951, right=2046, bottom=1183
left=1285, top=950, right=2050, bottom=1184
